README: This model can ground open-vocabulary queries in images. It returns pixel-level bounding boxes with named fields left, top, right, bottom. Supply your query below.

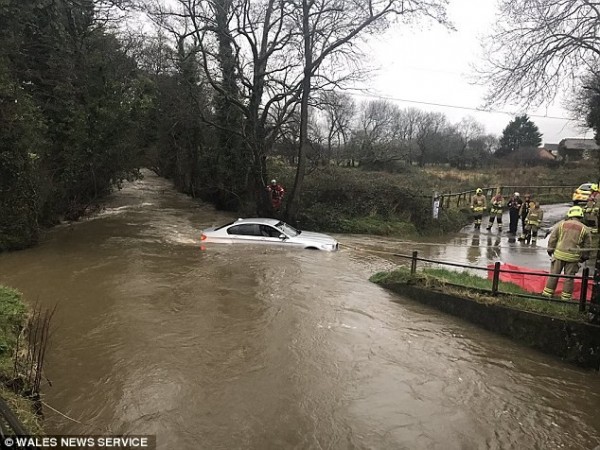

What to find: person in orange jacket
left=266, top=179, right=285, bottom=211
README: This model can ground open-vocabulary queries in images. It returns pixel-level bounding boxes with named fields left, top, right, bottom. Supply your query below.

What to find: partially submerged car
left=201, top=218, right=339, bottom=251
left=572, top=182, right=594, bottom=205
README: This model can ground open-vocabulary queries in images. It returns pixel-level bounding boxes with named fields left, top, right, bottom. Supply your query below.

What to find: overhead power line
left=345, top=91, right=574, bottom=121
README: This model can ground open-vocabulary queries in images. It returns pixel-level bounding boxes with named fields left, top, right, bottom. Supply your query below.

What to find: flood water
left=0, top=172, right=598, bottom=449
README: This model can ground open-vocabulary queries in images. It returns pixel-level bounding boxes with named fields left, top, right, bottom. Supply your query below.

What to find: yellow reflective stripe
left=553, top=249, right=580, bottom=262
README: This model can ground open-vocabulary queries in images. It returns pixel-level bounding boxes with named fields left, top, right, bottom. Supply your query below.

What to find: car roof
left=232, top=218, right=281, bottom=226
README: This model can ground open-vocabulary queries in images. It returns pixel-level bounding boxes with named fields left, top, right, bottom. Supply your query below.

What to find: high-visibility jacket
left=525, top=207, right=543, bottom=226
left=490, top=195, right=504, bottom=215
left=585, top=191, right=599, bottom=214
left=547, top=218, right=592, bottom=262
left=471, top=194, right=487, bottom=212
left=519, top=199, right=533, bottom=218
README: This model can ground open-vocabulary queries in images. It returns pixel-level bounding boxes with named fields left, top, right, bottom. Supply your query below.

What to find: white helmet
left=270, top=179, right=277, bottom=184
left=514, top=192, right=520, bottom=197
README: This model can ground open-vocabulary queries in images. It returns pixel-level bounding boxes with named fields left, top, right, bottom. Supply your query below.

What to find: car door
left=226, top=224, right=265, bottom=243
left=258, top=225, right=291, bottom=246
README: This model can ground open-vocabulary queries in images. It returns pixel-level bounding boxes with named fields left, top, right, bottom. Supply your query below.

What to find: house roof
left=542, top=143, right=559, bottom=151
left=558, top=138, right=600, bottom=150
left=536, top=148, right=555, bottom=160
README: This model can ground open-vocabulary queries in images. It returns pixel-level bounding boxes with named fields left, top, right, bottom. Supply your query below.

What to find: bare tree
left=415, top=111, right=446, bottom=166
left=285, top=0, right=451, bottom=222
left=479, top=0, right=600, bottom=107
left=320, top=91, right=356, bottom=165
left=353, top=100, right=404, bottom=165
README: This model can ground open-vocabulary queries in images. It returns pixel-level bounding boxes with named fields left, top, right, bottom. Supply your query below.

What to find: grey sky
left=353, top=0, right=593, bottom=144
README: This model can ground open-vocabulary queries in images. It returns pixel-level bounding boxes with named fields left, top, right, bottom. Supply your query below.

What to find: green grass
left=422, top=268, right=529, bottom=294
left=370, top=266, right=587, bottom=321
left=333, top=216, right=418, bottom=236
left=0, top=286, right=42, bottom=433
left=0, top=286, right=26, bottom=374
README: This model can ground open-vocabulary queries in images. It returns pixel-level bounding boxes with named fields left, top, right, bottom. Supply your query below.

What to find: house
left=541, top=143, right=559, bottom=158
left=536, top=147, right=555, bottom=161
left=558, top=138, right=600, bottom=161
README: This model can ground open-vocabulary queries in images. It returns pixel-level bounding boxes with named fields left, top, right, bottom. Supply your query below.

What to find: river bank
left=266, top=162, right=597, bottom=236
left=0, top=286, right=43, bottom=434
left=370, top=268, right=600, bottom=370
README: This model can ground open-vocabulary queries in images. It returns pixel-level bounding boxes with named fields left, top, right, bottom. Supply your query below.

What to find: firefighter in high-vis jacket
left=486, top=190, right=504, bottom=232
left=584, top=183, right=599, bottom=232
left=541, top=205, right=592, bottom=300
left=518, top=193, right=534, bottom=241
left=471, top=188, right=487, bottom=230
left=524, top=201, right=544, bottom=243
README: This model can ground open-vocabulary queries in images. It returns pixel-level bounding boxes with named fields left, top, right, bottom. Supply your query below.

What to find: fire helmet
left=476, top=188, right=483, bottom=195
left=567, top=205, right=584, bottom=218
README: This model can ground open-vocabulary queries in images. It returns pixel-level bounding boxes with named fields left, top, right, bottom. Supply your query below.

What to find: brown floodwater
left=0, top=172, right=598, bottom=449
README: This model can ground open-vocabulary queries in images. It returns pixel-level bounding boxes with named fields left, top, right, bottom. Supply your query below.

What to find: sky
left=351, top=0, right=594, bottom=145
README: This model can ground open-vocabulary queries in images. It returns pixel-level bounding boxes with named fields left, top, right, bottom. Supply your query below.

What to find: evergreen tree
left=496, top=115, right=542, bottom=157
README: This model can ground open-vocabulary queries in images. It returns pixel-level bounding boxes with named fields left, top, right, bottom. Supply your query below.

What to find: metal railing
left=399, top=250, right=593, bottom=313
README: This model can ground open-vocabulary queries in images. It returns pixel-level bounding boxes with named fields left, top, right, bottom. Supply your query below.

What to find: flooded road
left=0, top=172, right=599, bottom=449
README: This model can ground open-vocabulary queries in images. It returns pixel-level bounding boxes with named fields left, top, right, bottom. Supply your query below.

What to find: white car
left=201, top=218, right=339, bottom=251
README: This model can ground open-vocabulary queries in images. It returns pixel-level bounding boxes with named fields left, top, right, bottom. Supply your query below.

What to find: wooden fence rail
left=439, top=185, right=578, bottom=209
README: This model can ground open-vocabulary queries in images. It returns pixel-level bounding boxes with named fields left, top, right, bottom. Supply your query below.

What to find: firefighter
left=507, top=192, right=523, bottom=235
left=266, top=179, right=285, bottom=211
left=541, top=205, right=592, bottom=300
left=524, top=201, right=544, bottom=244
left=470, top=188, right=487, bottom=230
left=584, top=183, right=599, bottom=232
left=518, top=193, right=534, bottom=241
left=486, top=190, right=504, bottom=232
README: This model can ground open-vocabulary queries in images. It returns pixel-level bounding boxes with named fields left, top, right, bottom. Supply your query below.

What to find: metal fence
left=399, top=251, right=594, bottom=313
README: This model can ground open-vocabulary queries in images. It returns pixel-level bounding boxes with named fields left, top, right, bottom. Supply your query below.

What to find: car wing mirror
left=279, top=233, right=287, bottom=240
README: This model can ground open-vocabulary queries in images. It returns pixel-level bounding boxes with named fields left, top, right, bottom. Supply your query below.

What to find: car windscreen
left=275, top=221, right=299, bottom=237
left=579, top=183, right=593, bottom=190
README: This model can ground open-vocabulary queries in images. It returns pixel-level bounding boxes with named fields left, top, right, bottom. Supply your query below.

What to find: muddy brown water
left=0, top=172, right=598, bottom=449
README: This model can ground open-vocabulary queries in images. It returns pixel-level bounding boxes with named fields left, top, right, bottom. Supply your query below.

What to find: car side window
left=227, top=224, right=261, bottom=236
left=260, top=225, right=281, bottom=238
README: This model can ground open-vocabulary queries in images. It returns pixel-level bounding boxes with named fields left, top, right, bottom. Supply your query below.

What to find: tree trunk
left=284, top=0, right=312, bottom=225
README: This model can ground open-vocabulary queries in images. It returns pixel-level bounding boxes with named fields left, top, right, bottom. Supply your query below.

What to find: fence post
left=492, top=262, right=500, bottom=296
left=580, top=267, right=590, bottom=312
left=411, top=251, right=418, bottom=275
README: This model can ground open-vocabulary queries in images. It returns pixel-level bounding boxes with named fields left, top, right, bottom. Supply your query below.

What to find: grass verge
left=370, top=266, right=587, bottom=321
left=0, top=286, right=43, bottom=434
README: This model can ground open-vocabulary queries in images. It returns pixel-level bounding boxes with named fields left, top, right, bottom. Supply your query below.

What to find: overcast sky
left=352, top=0, right=594, bottom=144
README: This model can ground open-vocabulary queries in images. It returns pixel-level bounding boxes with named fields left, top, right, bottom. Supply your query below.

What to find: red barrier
left=486, top=263, right=593, bottom=301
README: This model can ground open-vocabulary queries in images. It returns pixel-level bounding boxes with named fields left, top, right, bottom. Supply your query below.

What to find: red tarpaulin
left=486, top=263, right=593, bottom=301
